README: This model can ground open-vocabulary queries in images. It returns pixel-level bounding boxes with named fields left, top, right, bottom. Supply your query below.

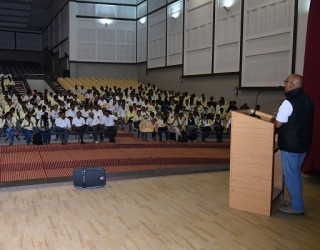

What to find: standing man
left=275, top=74, right=313, bottom=215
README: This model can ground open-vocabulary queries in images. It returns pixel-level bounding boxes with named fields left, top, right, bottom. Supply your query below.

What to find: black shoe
left=61, top=142, right=66, bottom=145
left=81, top=141, right=85, bottom=144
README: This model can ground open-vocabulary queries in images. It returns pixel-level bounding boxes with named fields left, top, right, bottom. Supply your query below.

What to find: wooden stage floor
left=0, top=132, right=230, bottom=187
left=0, top=171, right=319, bottom=249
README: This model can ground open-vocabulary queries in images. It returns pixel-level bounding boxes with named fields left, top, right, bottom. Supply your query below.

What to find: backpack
left=33, top=132, right=43, bottom=145
left=178, top=131, right=188, bottom=142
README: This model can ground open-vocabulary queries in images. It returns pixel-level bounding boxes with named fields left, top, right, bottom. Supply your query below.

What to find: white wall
left=295, top=0, right=311, bottom=75
left=27, top=79, right=54, bottom=93
left=70, top=62, right=138, bottom=78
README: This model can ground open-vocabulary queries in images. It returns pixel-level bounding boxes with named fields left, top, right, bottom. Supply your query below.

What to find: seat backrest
left=139, top=120, right=154, bottom=133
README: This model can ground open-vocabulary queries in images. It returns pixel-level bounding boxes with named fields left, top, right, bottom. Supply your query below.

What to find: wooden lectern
left=229, top=109, right=283, bottom=216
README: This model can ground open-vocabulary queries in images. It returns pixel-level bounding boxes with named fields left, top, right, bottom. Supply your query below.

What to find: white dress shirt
left=276, top=100, right=293, bottom=123
left=51, top=110, right=59, bottom=120
left=86, top=117, right=100, bottom=126
left=72, top=117, right=86, bottom=127
left=55, top=117, right=71, bottom=129
left=66, top=108, right=77, bottom=118
left=100, top=115, right=117, bottom=127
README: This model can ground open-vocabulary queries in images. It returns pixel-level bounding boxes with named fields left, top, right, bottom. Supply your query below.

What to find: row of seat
left=139, top=120, right=215, bottom=133
left=57, top=77, right=142, bottom=93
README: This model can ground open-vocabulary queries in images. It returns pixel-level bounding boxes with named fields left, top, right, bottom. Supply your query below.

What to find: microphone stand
left=250, top=90, right=263, bottom=118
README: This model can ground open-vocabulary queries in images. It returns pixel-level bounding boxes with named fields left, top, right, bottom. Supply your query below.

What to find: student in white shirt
left=169, top=113, right=182, bottom=141
left=199, top=114, right=212, bottom=142
left=38, top=113, right=52, bottom=144
left=86, top=111, right=103, bottom=143
left=117, top=103, right=127, bottom=130
left=72, top=111, right=87, bottom=144
left=1, top=112, right=17, bottom=145
left=66, top=103, right=77, bottom=122
left=80, top=105, right=90, bottom=120
left=157, top=113, right=169, bottom=142
left=51, top=105, right=60, bottom=122
left=36, top=106, right=47, bottom=121
left=92, top=105, right=103, bottom=119
left=21, top=114, right=35, bottom=145
left=100, top=110, right=118, bottom=143
left=55, top=111, right=72, bottom=145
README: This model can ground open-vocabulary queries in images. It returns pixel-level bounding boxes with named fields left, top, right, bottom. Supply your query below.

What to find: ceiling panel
left=0, top=0, right=52, bottom=32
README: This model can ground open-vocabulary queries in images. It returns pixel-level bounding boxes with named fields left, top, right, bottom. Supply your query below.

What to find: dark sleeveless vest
left=277, top=88, right=313, bottom=153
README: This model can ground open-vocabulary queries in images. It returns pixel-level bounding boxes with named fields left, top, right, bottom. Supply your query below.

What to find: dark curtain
left=302, top=0, right=320, bottom=173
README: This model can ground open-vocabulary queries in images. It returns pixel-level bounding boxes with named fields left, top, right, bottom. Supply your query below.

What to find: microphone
left=250, top=86, right=282, bottom=118
left=250, top=90, right=263, bottom=118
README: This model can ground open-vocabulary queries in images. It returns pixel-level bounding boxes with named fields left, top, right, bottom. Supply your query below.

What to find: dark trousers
left=158, top=127, right=169, bottom=141
left=187, top=126, right=198, bottom=141
left=55, top=127, right=69, bottom=143
left=88, top=125, right=103, bottom=141
left=214, top=126, right=223, bottom=142
left=22, top=128, right=32, bottom=144
left=75, top=125, right=87, bottom=141
left=201, top=127, right=211, bottom=141
left=105, top=126, right=117, bottom=142
left=40, top=129, right=51, bottom=144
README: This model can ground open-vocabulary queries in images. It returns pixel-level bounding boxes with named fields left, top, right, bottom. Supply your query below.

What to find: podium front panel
left=229, top=111, right=275, bottom=216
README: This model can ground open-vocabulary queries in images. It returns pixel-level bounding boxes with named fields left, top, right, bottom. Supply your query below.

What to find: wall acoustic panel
left=48, top=23, right=54, bottom=50
left=137, top=1, right=147, bottom=18
left=0, top=31, right=14, bottom=50
left=77, top=3, right=136, bottom=19
left=77, top=0, right=137, bottom=5
left=60, top=3, right=69, bottom=42
left=147, top=8, right=166, bottom=69
left=167, top=0, right=183, bottom=66
left=241, top=0, right=296, bottom=87
left=59, top=40, right=69, bottom=59
left=148, top=0, right=166, bottom=13
left=183, top=0, right=214, bottom=76
left=71, top=17, right=136, bottom=63
left=53, top=16, right=60, bottom=47
left=16, top=33, right=42, bottom=51
left=214, top=0, right=241, bottom=73
left=137, top=17, right=147, bottom=62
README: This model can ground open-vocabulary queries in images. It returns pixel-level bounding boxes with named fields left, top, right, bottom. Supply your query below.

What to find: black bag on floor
left=73, top=168, right=106, bottom=189
left=178, top=131, right=188, bottom=142
left=33, top=132, right=43, bottom=145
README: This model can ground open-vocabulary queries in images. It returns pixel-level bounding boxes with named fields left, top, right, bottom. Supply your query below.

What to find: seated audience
left=186, top=113, right=198, bottom=142
left=157, top=113, right=169, bottom=142
left=38, top=113, right=52, bottom=144
left=213, top=114, right=224, bottom=142
left=169, top=113, right=181, bottom=141
left=86, top=111, right=103, bottom=143
left=199, top=114, right=211, bottom=142
left=100, top=110, right=117, bottom=143
left=72, top=111, right=87, bottom=144
left=21, top=114, right=35, bottom=145
left=1, top=112, right=17, bottom=145
left=55, top=111, right=72, bottom=145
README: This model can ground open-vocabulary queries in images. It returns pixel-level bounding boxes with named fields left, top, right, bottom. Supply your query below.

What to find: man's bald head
left=284, top=74, right=304, bottom=92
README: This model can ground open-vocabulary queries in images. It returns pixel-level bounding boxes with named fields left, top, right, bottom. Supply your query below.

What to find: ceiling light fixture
left=223, top=6, right=230, bottom=11
left=139, top=17, right=147, bottom=24
left=171, top=12, right=180, bottom=20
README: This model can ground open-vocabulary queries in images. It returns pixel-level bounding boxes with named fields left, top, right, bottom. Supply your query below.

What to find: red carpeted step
left=45, top=164, right=227, bottom=179
left=0, top=140, right=230, bottom=153
left=0, top=152, right=43, bottom=171
left=1, top=169, right=46, bottom=182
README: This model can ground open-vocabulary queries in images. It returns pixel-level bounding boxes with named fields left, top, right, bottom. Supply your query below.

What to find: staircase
left=14, top=81, right=27, bottom=96
left=52, top=80, right=67, bottom=95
